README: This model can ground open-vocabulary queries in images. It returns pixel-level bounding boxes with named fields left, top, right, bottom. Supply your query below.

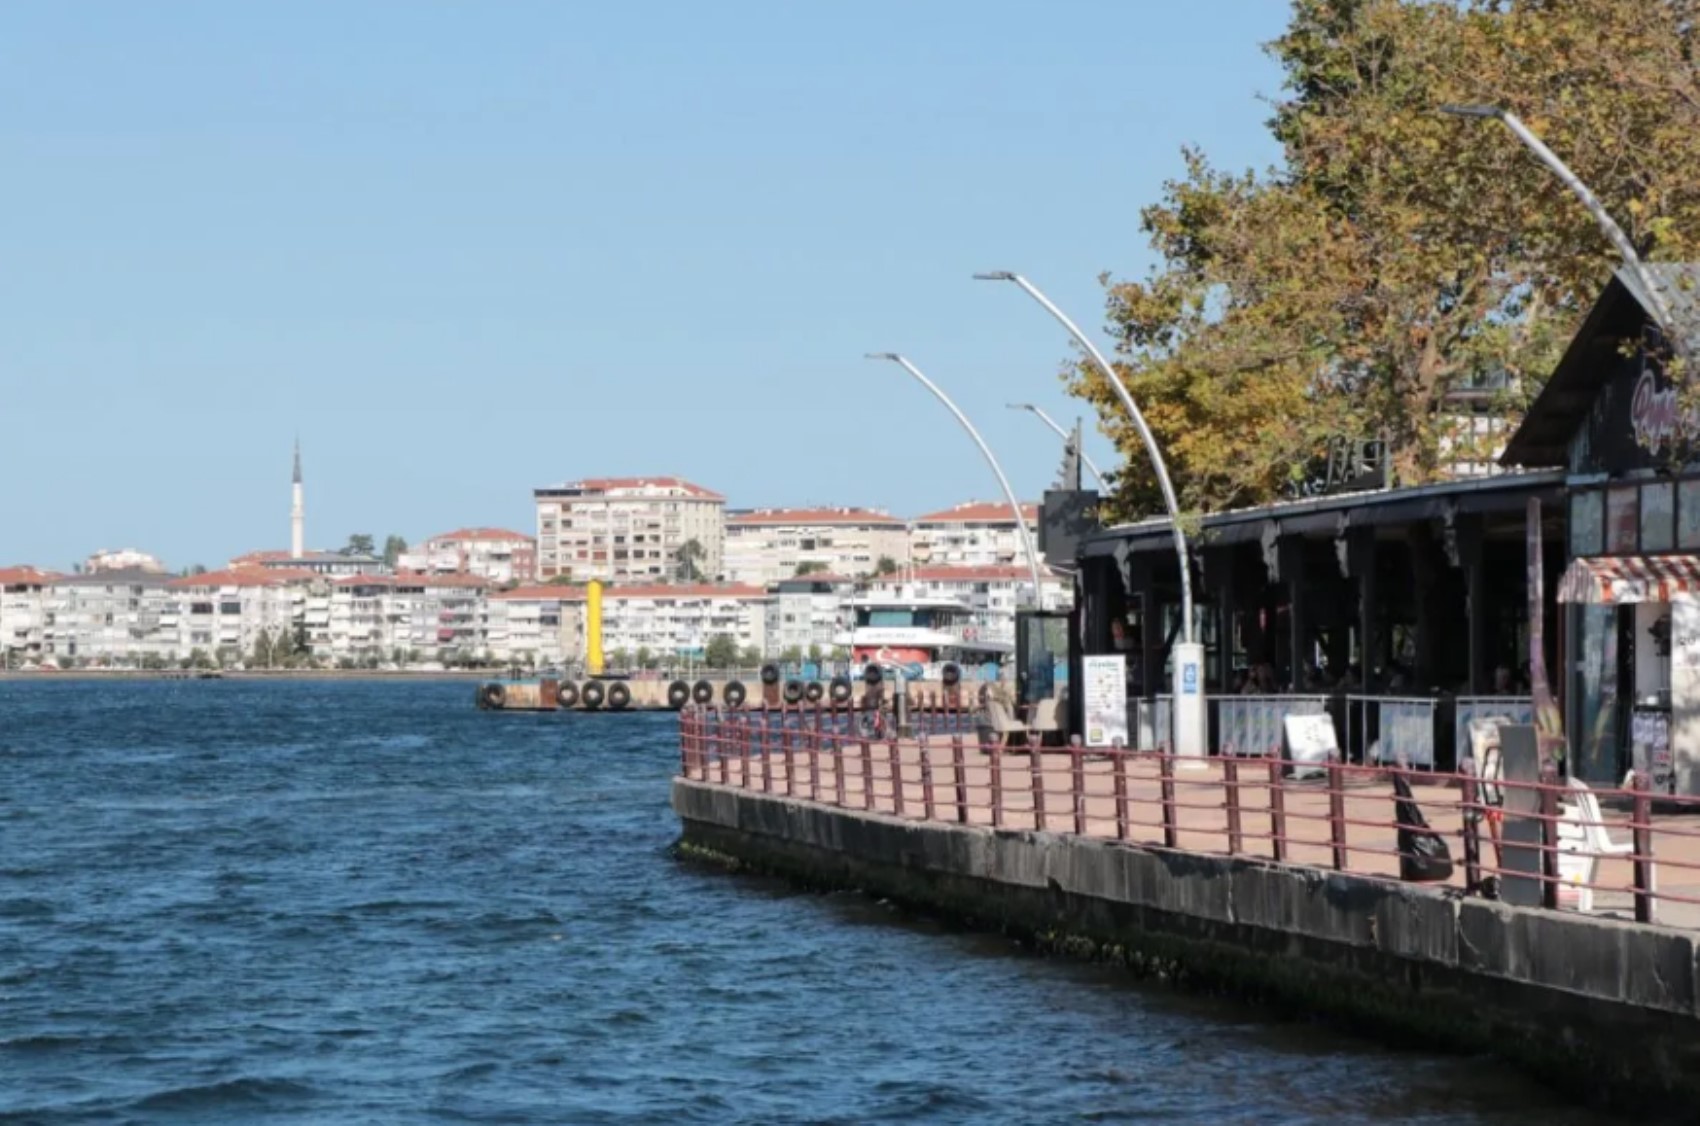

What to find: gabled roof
left=1502, top=264, right=1700, bottom=468
left=425, top=527, right=535, bottom=544
left=0, top=566, right=58, bottom=586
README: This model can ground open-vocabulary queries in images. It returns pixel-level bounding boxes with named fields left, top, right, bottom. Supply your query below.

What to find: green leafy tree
left=739, top=645, right=761, bottom=667
left=608, top=647, right=631, bottom=670
left=344, top=534, right=376, bottom=557
left=292, top=621, right=311, bottom=658
left=807, top=642, right=824, bottom=664
left=635, top=646, right=654, bottom=670
left=383, top=535, right=408, bottom=569
left=545, top=574, right=578, bottom=586
left=703, top=633, right=739, bottom=669
left=1078, top=0, right=1700, bottom=519
left=793, top=561, right=827, bottom=577
left=779, top=645, right=804, bottom=664
left=676, top=538, right=707, bottom=582
left=874, top=556, right=898, bottom=577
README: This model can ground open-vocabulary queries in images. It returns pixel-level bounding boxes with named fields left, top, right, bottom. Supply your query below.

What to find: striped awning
left=1557, top=555, right=1700, bottom=604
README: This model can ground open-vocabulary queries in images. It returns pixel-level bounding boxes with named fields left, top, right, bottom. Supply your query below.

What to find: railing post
left=1460, top=762, right=1483, bottom=894
left=860, top=739, right=874, bottom=811
left=889, top=737, right=905, bottom=816
left=1224, top=756, right=1242, bottom=855
left=1071, top=740, right=1086, bottom=836
left=990, top=736, right=1004, bottom=828
left=735, top=714, right=748, bottom=788
left=1538, top=767, right=1560, bottom=911
left=1633, top=771, right=1655, bottom=925
left=1029, top=743, right=1047, bottom=832
left=1267, top=754, right=1285, bottom=863
left=920, top=735, right=935, bottom=821
left=760, top=714, right=774, bottom=794
left=951, top=733, right=968, bottom=824
left=833, top=734, right=847, bottom=807
left=1112, top=750, right=1129, bottom=841
left=781, top=719, right=795, bottom=797
left=1327, top=759, right=1347, bottom=871
left=1158, top=748, right=1177, bottom=849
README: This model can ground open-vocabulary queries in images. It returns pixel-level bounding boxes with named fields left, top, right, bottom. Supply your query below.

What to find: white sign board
left=1082, top=654, right=1130, bottom=748
left=1283, top=713, right=1337, bottom=781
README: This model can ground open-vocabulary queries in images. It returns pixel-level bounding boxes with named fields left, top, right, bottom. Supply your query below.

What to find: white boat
left=832, top=595, right=1010, bottom=679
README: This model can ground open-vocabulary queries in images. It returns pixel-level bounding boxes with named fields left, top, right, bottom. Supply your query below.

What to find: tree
left=545, top=574, right=578, bottom=586
left=291, top=621, right=311, bottom=658
left=676, top=538, right=706, bottom=582
left=608, top=647, right=631, bottom=670
left=807, top=642, right=824, bottom=664
left=344, top=534, right=376, bottom=557
left=1078, top=0, right=1700, bottom=520
left=704, top=633, right=739, bottom=669
left=383, top=535, right=408, bottom=569
left=779, top=645, right=805, bottom=664
left=635, top=645, right=654, bottom=670
left=874, top=556, right=898, bottom=577
left=794, top=561, right=828, bottom=577
left=249, top=630, right=276, bottom=670
left=739, top=645, right=762, bottom=667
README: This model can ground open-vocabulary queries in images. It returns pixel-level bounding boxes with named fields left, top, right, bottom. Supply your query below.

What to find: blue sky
left=0, top=1, right=1290, bottom=570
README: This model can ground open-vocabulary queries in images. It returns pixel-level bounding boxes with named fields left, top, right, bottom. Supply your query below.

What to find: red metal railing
left=677, top=704, right=1700, bottom=931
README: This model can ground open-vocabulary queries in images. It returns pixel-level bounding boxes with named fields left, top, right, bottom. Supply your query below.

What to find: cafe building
left=1500, top=263, right=1700, bottom=795
left=1072, top=264, right=1700, bottom=789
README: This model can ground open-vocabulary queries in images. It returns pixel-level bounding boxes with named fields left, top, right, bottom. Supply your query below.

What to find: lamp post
left=1439, top=104, right=1683, bottom=357
left=976, top=272, right=1205, bottom=757
left=1006, top=402, right=1108, bottom=490
left=865, top=353, right=1047, bottom=609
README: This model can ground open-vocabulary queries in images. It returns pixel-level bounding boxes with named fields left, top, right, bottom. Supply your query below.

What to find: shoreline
left=0, top=669, right=492, bottom=682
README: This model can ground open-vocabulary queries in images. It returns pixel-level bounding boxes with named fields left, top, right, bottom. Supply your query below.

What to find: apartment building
left=41, top=568, right=177, bottom=665
left=326, top=573, right=489, bottom=662
left=533, top=477, right=724, bottom=583
left=487, top=585, right=585, bottom=668
left=0, top=567, right=56, bottom=661
left=908, top=501, right=1040, bottom=569
left=398, top=528, right=536, bottom=585
left=598, top=584, right=768, bottom=661
left=722, top=507, right=908, bottom=585
left=870, top=565, right=1070, bottom=647
left=764, top=575, right=855, bottom=656
left=164, top=569, right=315, bottom=661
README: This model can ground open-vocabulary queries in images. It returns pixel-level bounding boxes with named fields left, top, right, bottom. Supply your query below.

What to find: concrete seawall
left=674, top=777, right=1700, bottom=1111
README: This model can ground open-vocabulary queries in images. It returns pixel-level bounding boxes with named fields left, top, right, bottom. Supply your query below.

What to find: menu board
left=1681, top=480, right=1700, bottom=549
left=1642, top=481, right=1675, bottom=552
left=1081, top=654, right=1129, bottom=748
left=1632, top=708, right=1674, bottom=794
left=1607, top=487, right=1639, bottom=553
left=1570, top=490, right=1604, bottom=556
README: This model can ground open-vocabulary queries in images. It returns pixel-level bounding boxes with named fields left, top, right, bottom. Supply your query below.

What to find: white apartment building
left=327, top=573, right=489, bottom=662
left=84, top=548, right=167, bottom=575
left=533, top=477, right=725, bottom=583
left=487, top=585, right=585, bottom=669
left=764, top=575, right=855, bottom=656
left=164, top=569, right=314, bottom=661
left=398, top=528, right=536, bottom=585
left=908, top=501, right=1040, bottom=569
left=870, top=565, right=1071, bottom=647
left=41, top=569, right=177, bottom=665
left=0, top=567, right=56, bottom=661
left=723, top=507, right=908, bottom=585
left=598, top=584, right=768, bottom=661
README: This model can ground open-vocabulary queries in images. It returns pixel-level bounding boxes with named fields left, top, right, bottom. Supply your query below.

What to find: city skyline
left=0, top=2, right=1289, bottom=568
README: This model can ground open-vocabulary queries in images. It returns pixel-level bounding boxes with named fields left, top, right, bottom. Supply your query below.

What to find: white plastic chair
left=1556, top=776, right=1634, bottom=913
left=983, top=696, right=1031, bottom=749
left=1029, top=698, right=1060, bottom=742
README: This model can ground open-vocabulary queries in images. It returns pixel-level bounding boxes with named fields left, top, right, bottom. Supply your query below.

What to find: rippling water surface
left=1, top=680, right=1616, bottom=1124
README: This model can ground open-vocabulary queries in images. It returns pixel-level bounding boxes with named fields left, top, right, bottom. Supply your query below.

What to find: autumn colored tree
left=1081, top=0, right=1700, bottom=519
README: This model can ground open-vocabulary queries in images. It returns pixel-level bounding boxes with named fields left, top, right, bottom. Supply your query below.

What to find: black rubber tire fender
left=692, top=679, right=715, bottom=705
left=828, top=677, right=853, bottom=705
left=607, top=682, right=631, bottom=711
left=667, top=680, right=691, bottom=709
left=556, top=681, right=579, bottom=708
left=483, top=683, right=506, bottom=708
left=783, top=679, right=805, bottom=704
left=581, top=681, right=606, bottom=709
left=862, top=664, right=883, bottom=687
left=941, top=662, right=961, bottom=688
left=805, top=681, right=824, bottom=704
left=723, top=680, right=747, bottom=709
left=759, top=663, right=781, bottom=686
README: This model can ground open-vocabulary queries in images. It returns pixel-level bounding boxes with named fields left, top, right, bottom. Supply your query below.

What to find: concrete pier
left=674, top=775, right=1700, bottom=1111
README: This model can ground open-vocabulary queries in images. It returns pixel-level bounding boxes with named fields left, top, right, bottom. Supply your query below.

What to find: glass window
left=1642, top=482, right=1675, bottom=552
left=1570, top=491, right=1603, bottom=556
left=1606, top=487, right=1639, bottom=553
left=1679, top=480, right=1700, bottom=549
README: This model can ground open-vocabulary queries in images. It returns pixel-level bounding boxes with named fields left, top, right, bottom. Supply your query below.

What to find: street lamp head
left=1006, top=402, right=1037, bottom=412
left=973, top=271, right=1017, bottom=282
left=1439, top=103, right=1502, bottom=119
left=864, top=352, right=901, bottom=362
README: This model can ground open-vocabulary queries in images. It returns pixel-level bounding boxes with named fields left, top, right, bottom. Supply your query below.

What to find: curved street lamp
left=1440, top=104, right=1684, bottom=359
left=1006, top=402, right=1108, bottom=490
left=866, top=353, right=1046, bottom=608
left=976, top=272, right=1205, bottom=757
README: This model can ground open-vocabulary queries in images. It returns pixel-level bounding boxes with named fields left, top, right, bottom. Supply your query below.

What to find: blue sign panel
left=1182, top=663, right=1199, bottom=695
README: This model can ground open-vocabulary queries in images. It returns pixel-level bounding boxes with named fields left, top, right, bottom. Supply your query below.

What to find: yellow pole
left=586, top=580, right=604, bottom=677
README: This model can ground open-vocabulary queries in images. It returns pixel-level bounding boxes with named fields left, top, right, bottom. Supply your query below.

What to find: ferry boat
left=832, top=594, right=1010, bottom=680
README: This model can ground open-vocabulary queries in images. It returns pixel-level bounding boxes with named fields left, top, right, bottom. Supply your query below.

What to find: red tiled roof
left=911, top=501, right=1039, bottom=524
left=727, top=507, right=902, bottom=527
left=603, top=584, right=768, bottom=601
left=0, top=566, right=58, bottom=585
left=229, top=549, right=295, bottom=569
left=491, top=585, right=589, bottom=602
left=548, top=476, right=724, bottom=501
left=426, top=527, right=535, bottom=545
left=333, top=571, right=489, bottom=589
left=167, top=568, right=319, bottom=589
